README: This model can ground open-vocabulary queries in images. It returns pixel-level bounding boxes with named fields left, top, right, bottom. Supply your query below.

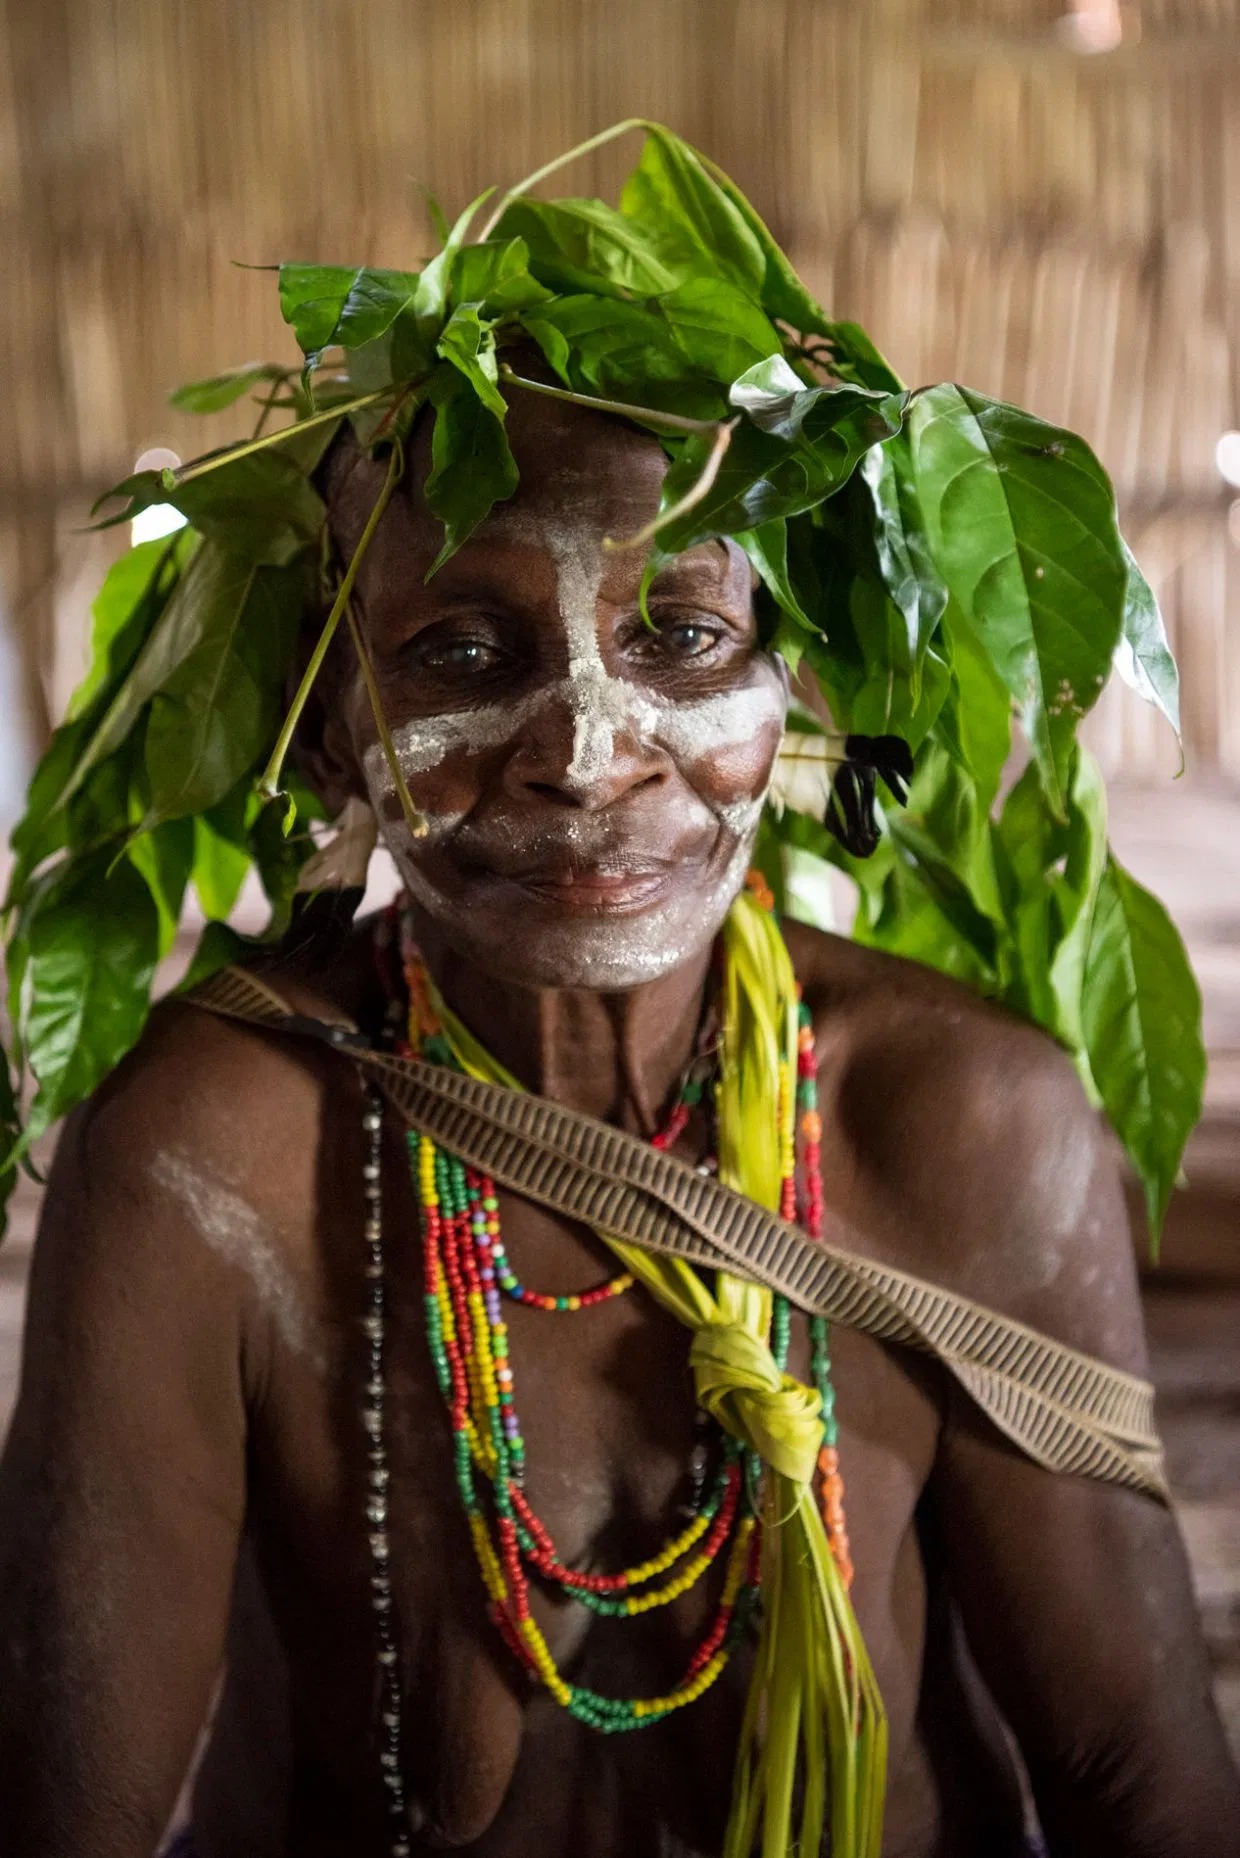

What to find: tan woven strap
left=190, top=965, right=1168, bottom=1502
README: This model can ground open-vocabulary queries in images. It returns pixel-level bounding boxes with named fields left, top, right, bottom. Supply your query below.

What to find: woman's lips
left=501, top=864, right=680, bottom=914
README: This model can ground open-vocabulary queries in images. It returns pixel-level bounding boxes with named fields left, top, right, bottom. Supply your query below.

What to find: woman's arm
left=927, top=1045, right=1240, bottom=1855
left=0, top=1036, right=250, bottom=1858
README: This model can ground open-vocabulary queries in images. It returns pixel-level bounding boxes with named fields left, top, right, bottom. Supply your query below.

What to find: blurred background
left=1, top=0, right=1237, bottom=1749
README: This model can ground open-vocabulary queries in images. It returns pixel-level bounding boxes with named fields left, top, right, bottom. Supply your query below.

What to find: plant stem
left=477, top=118, right=650, bottom=239
left=343, top=597, right=427, bottom=840
left=497, top=366, right=717, bottom=435
left=258, top=437, right=405, bottom=803
left=605, top=418, right=736, bottom=552
left=169, top=391, right=392, bottom=488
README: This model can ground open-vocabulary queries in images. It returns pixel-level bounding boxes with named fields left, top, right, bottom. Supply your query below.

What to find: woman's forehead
left=333, top=396, right=746, bottom=598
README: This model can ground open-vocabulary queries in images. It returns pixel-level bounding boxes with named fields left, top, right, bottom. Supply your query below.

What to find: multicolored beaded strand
left=358, top=913, right=851, bottom=1833
left=797, top=995, right=855, bottom=1589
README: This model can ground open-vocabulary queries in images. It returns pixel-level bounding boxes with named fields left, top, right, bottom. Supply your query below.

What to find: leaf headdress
left=2, top=118, right=1200, bottom=1250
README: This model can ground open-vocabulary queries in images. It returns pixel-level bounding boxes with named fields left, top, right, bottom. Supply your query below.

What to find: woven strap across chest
left=190, top=964, right=1168, bottom=1503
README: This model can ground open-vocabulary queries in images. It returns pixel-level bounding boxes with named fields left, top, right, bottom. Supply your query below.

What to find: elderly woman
left=1, top=126, right=1237, bottom=1858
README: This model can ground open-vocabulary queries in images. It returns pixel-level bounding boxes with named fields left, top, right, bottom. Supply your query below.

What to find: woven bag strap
left=189, top=965, right=1168, bottom=1502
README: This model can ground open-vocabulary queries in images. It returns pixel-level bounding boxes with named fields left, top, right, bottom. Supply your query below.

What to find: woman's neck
left=408, top=908, right=715, bottom=1134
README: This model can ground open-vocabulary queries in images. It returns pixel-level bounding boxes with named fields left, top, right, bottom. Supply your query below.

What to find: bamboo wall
left=2, top=0, right=1238, bottom=776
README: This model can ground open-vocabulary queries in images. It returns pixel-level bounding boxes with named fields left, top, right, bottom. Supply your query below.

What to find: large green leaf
left=1081, top=854, right=1204, bottom=1244
left=1114, top=540, right=1180, bottom=738
left=95, top=451, right=324, bottom=566
left=20, top=852, right=161, bottom=1148
left=66, top=533, right=194, bottom=723
left=6, top=538, right=194, bottom=898
left=422, top=365, right=519, bottom=575
left=656, top=279, right=782, bottom=382
left=142, top=553, right=306, bottom=825
left=933, top=607, right=1013, bottom=815
left=907, top=385, right=1126, bottom=813
left=618, top=127, right=765, bottom=295
left=494, top=198, right=678, bottom=298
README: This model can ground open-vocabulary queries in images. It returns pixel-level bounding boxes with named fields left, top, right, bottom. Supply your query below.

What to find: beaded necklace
left=360, top=903, right=853, bottom=1856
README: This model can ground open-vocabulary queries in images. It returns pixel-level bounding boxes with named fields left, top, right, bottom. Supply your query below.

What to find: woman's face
left=328, top=389, right=787, bottom=990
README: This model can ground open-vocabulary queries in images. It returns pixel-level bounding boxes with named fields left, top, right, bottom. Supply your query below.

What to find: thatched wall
left=3, top=0, right=1238, bottom=775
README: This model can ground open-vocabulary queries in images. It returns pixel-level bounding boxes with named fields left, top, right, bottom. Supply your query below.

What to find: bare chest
left=227, top=1146, right=944, bottom=1854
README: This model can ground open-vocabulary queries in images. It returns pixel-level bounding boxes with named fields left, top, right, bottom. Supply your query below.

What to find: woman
left=2, top=124, right=1236, bottom=1857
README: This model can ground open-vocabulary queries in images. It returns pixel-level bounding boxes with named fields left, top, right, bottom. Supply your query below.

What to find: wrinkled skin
left=1, top=388, right=1237, bottom=1858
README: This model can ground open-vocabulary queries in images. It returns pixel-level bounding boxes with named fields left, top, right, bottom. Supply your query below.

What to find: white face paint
left=151, top=1148, right=323, bottom=1370
left=357, top=507, right=787, bottom=989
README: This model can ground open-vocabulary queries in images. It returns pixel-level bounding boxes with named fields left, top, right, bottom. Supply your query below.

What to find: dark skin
left=1, top=389, right=1237, bottom=1858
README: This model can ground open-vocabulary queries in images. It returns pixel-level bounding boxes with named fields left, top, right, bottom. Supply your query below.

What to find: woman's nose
left=502, top=673, right=668, bottom=810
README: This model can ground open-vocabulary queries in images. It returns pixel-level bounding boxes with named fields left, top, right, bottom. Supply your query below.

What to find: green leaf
left=169, top=363, right=286, bottom=413
left=619, top=126, right=765, bottom=295
left=66, top=533, right=195, bottom=723
left=1114, top=540, right=1180, bottom=738
left=94, top=451, right=324, bottom=567
left=654, top=382, right=905, bottom=553
left=520, top=294, right=726, bottom=420
left=494, top=197, right=680, bottom=299
left=422, top=365, right=519, bottom=575
left=21, top=853, right=161, bottom=1147
left=0, top=1038, right=19, bottom=1239
left=907, top=385, right=1126, bottom=813
left=409, top=187, right=495, bottom=334
left=250, top=792, right=316, bottom=935
left=125, top=817, right=194, bottom=957
left=933, top=607, right=1013, bottom=814
left=192, top=787, right=256, bottom=921
left=142, top=553, right=307, bottom=826
left=1081, top=854, right=1204, bottom=1244
left=450, top=237, right=552, bottom=315
left=278, top=264, right=420, bottom=367
left=736, top=519, right=813, bottom=634
left=859, top=434, right=947, bottom=683
left=436, top=304, right=507, bottom=418
left=685, top=146, right=904, bottom=389
left=656, top=279, right=781, bottom=382
left=58, top=540, right=253, bottom=811
left=6, top=538, right=192, bottom=903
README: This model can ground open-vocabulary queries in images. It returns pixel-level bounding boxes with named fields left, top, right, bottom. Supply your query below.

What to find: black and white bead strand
left=360, top=1085, right=411, bottom=1858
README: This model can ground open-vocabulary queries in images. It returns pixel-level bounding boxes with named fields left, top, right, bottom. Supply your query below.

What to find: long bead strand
left=359, top=1087, right=411, bottom=1858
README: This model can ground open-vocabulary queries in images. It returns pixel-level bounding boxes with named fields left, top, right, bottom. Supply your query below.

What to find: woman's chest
left=242, top=1175, right=945, bottom=1845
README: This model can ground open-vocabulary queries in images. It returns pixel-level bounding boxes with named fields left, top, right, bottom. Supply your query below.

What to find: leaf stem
left=258, top=437, right=405, bottom=804
left=171, top=391, right=392, bottom=487
left=477, top=118, right=650, bottom=239
left=497, top=365, right=717, bottom=434
left=604, top=418, right=736, bottom=552
left=343, top=597, right=427, bottom=839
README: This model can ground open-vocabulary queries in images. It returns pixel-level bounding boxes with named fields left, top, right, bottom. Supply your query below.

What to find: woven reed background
left=2, top=0, right=1239, bottom=777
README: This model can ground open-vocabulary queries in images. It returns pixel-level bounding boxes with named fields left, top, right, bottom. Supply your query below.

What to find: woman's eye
left=413, top=636, right=503, bottom=674
left=662, top=620, right=722, bottom=658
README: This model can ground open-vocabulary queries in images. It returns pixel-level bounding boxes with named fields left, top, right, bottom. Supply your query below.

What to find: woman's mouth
left=507, top=864, right=679, bottom=914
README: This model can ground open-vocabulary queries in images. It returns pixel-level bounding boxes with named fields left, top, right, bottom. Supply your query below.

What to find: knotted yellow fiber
left=689, top=1323, right=823, bottom=1484
left=427, top=889, right=887, bottom=1857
